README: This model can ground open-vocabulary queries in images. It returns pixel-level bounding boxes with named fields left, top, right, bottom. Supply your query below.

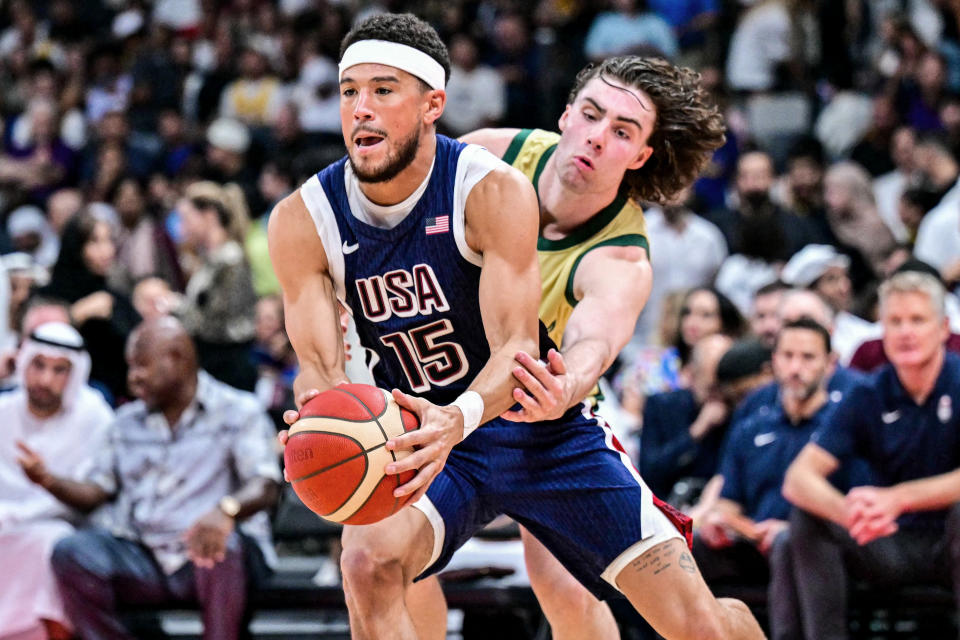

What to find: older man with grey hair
left=782, top=271, right=960, bottom=640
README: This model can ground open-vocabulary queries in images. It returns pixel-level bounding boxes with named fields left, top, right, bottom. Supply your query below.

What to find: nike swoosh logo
left=881, top=410, right=901, bottom=424
left=754, top=432, right=777, bottom=447
left=342, top=241, right=359, bottom=254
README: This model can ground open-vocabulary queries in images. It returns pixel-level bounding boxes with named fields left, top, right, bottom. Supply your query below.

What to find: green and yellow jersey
left=501, top=128, right=650, bottom=349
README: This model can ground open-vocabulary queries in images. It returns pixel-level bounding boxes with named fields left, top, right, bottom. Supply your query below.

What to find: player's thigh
left=520, top=525, right=577, bottom=586
left=614, top=537, right=727, bottom=637
left=341, top=505, right=435, bottom=581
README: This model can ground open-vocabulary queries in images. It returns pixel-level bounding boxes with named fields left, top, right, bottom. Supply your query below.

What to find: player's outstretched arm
left=506, top=245, right=652, bottom=421
left=268, top=192, right=350, bottom=403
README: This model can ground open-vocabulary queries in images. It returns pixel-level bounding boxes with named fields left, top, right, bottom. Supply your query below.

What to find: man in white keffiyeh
left=0, top=322, right=112, bottom=640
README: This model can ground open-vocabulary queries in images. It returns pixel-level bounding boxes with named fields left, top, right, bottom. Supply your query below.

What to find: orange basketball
left=284, top=384, right=419, bottom=525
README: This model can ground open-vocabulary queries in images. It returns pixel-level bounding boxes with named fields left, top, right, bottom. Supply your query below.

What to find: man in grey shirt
left=21, top=317, right=281, bottom=639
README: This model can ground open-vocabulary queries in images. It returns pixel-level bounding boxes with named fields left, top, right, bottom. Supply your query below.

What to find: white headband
left=339, top=39, right=445, bottom=91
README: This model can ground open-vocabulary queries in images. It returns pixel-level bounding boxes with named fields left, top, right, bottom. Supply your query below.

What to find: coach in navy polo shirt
left=696, top=317, right=837, bottom=638
left=732, top=289, right=868, bottom=428
left=783, top=271, right=960, bottom=640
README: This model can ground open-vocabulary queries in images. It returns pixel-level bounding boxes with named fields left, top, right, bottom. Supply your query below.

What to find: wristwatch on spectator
left=219, top=495, right=241, bottom=519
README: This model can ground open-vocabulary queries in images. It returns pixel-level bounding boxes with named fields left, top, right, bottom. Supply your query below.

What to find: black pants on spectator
left=51, top=527, right=253, bottom=640
left=785, top=506, right=960, bottom=640
left=693, top=530, right=801, bottom=640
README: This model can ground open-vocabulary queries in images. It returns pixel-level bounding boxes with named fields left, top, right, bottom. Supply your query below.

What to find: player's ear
left=423, top=88, right=446, bottom=125
left=558, top=104, right=572, bottom=132
left=628, top=145, right=653, bottom=171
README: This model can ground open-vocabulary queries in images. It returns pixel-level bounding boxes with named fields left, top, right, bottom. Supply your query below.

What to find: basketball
left=284, top=383, right=420, bottom=525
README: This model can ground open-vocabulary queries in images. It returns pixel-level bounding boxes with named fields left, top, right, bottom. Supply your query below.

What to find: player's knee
left=340, top=545, right=404, bottom=595
left=678, top=609, right=728, bottom=640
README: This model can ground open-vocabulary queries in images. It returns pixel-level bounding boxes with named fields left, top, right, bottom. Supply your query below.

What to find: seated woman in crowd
left=39, top=210, right=140, bottom=404
left=174, top=181, right=258, bottom=391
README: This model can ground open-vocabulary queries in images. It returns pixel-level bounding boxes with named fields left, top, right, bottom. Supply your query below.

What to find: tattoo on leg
left=679, top=552, right=696, bottom=574
left=629, top=542, right=678, bottom=576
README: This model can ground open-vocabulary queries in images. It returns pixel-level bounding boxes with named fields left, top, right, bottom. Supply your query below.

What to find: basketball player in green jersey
left=405, top=56, right=727, bottom=640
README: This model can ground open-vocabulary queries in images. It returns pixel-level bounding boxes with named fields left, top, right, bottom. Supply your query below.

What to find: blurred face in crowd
left=890, top=126, right=916, bottom=172
left=240, top=49, right=268, bottom=79
left=177, top=198, right=210, bottom=247
left=126, top=331, right=178, bottom=410
left=735, top=152, right=774, bottom=206
left=340, top=63, right=439, bottom=184
left=449, top=34, right=478, bottom=71
left=812, top=266, right=852, bottom=312
left=779, top=290, right=833, bottom=331
left=881, top=291, right=949, bottom=370
left=9, top=272, right=35, bottom=316
left=82, top=220, right=116, bottom=277
left=917, top=52, right=946, bottom=93
left=787, top=156, right=823, bottom=206
left=255, top=296, right=284, bottom=344
left=47, top=188, right=83, bottom=236
left=679, top=289, right=722, bottom=347
left=773, top=327, right=831, bottom=405
left=750, top=289, right=784, bottom=348
left=556, top=76, right=655, bottom=197
left=689, top=333, right=732, bottom=404
left=24, top=353, right=70, bottom=416
left=113, top=178, right=146, bottom=228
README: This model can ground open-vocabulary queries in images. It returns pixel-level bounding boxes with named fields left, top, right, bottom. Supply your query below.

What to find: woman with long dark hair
left=40, top=210, right=140, bottom=403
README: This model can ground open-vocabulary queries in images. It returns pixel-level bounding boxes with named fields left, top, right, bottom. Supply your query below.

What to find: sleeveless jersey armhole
left=453, top=145, right=503, bottom=267
left=299, top=175, right=347, bottom=304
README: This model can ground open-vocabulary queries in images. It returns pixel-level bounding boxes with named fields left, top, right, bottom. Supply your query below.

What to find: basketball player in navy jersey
left=269, top=13, right=763, bottom=640
left=404, top=57, right=727, bottom=640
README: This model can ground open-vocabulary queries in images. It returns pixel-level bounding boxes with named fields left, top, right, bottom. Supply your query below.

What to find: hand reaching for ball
left=385, top=389, right=463, bottom=504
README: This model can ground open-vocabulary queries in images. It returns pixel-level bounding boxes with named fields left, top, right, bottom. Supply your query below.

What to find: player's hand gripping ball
left=284, top=384, right=420, bottom=524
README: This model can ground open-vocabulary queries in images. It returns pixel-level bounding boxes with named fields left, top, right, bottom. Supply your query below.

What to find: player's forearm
left=228, top=477, right=281, bottom=521
left=893, top=468, right=960, bottom=513
left=43, top=476, right=110, bottom=513
left=560, top=337, right=613, bottom=407
left=468, top=335, right=540, bottom=423
left=782, top=464, right=847, bottom=526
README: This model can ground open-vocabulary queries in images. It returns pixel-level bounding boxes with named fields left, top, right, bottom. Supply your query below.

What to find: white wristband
left=450, top=391, right=484, bottom=441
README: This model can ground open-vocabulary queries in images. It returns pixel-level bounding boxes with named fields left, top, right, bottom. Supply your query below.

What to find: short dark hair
left=190, top=196, right=231, bottom=230
left=567, top=56, right=726, bottom=204
left=775, top=317, right=831, bottom=354
left=755, top=280, right=790, bottom=298
left=340, top=13, right=450, bottom=87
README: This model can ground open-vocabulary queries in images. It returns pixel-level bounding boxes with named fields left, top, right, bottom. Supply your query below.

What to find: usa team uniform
left=299, top=135, right=686, bottom=598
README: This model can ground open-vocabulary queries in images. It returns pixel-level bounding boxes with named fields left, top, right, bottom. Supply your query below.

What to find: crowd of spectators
left=2, top=0, right=960, bottom=638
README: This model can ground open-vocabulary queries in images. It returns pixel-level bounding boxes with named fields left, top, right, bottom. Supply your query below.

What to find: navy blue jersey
left=719, top=400, right=833, bottom=521
left=300, top=136, right=526, bottom=405
left=813, top=352, right=960, bottom=527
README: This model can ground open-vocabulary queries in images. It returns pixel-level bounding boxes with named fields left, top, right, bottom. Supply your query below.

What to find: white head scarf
left=16, top=322, right=92, bottom=412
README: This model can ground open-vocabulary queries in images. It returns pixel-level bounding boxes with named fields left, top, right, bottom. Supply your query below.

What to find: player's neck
left=537, top=156, right=620, bottom=236
left=356, top=135, right=438, bottom=207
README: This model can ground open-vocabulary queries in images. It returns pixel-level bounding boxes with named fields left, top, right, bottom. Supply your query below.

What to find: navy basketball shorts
left=411, top=405, right=691, bottom=599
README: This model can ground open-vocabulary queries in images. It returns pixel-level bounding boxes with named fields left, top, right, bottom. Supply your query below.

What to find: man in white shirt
left=872, top=126, right=914, bottom=242
left=635, top=193, right=727, bottom=343
left=440, top=33, right=506, bottom=137
left=0, top=322, right=113, bottom=640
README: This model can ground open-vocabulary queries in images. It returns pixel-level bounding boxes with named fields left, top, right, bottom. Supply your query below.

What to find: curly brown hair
left=568, top=56, right=726, bottom=204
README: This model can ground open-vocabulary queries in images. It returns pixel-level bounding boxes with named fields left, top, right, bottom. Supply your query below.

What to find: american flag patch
left=425, top=215, right=449, bottom=235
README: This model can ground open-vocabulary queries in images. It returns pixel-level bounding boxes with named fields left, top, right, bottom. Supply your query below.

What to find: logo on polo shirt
left=881, top=410, right=901, bottom=424
left=939, top=395, right=952, bottom=424
left=754, top=432, right=777, bottom=447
